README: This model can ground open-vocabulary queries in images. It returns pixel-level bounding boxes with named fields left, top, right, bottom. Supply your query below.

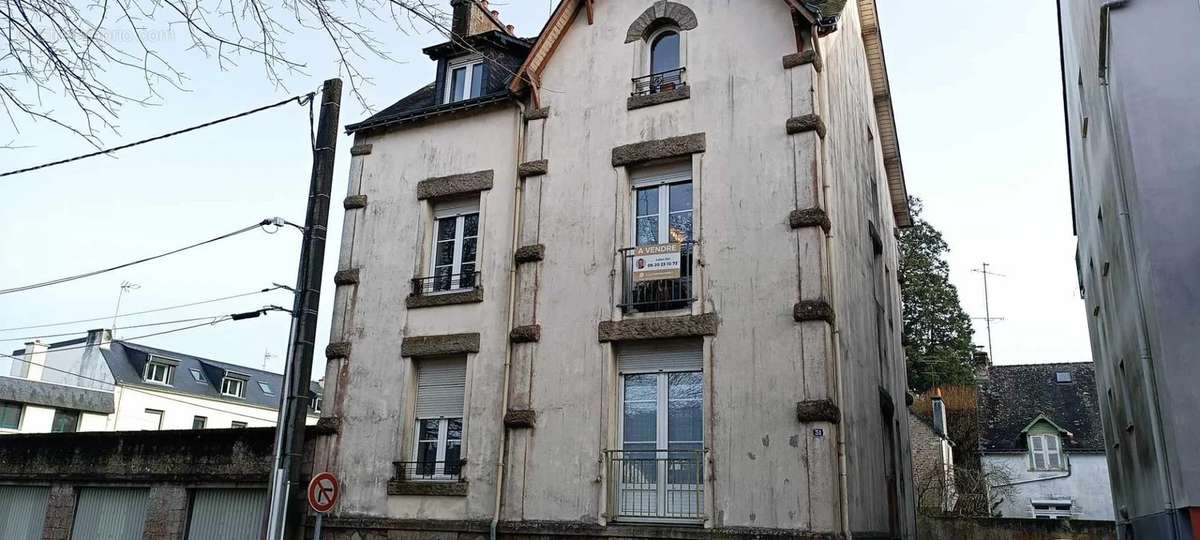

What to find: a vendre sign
left=632, top=243, right=682, bottom=282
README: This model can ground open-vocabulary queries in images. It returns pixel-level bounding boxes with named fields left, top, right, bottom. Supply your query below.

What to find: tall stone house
left=1059, top=0, right=1200, bottom=537
left=315, top=0, right=914, bottom=538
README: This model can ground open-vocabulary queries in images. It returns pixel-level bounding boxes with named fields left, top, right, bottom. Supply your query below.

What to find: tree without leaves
left=900, top=197, right=977, bottom=392
left=0, top=0, right=453, bottom=144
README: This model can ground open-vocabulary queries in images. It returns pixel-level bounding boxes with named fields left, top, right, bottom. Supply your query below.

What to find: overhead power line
left=0, top=93, right=315, bottom=179
left=0, top=219, right=286, bottom=296
left=0, top=310, right=280, bottom=342
left=4, top=308, right=280, bottom=356
left=0, top=286, right=286, bottom=333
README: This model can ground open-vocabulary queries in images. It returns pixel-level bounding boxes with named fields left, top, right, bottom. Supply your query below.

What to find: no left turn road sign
left=307, top=472, right=340, bottom=514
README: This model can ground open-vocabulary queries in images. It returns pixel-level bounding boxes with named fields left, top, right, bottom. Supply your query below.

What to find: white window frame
left=221, top=377, right=246, bottom=398
left=231, top=421, right=248, bottom=428
left=631, top=170, right=693, bottom=247
left=1031, top=499, right=1073, bottom=519
left=192, top=415, right=207, bottom=429
left=1029, top=433, right=1064, bottom=471
left=311, top=397, right=322, bottom=413
left=643, top=26, right=685, bottom=77
left=143, top=360, right=174, bottom=386
left=144, top=408, right=164, bottom=430
left=0, top=401, right=23, bottom=431
left=443, top=57, right=485, bottom=104
left=428, top=207, right=480, bottom=292
left=412, top=417, right=464, bottom=480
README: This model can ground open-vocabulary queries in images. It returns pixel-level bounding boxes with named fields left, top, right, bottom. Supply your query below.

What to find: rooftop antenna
left=971, top=263, right=1005, bottom=362
left=111, top=281, right=141, bottom=338
left=263, top=348, right=277, bottom=370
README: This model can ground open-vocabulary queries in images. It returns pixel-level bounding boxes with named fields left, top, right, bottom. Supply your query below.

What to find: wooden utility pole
left=266, top=78, right=341, bottom=540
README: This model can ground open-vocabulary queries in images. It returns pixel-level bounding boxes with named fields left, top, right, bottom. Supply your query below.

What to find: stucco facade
left=317, top=1, right=913, bottom=538
left=983, top=453, right=1112, bottom=521
left=1058, top=0, right=1200, bottom=537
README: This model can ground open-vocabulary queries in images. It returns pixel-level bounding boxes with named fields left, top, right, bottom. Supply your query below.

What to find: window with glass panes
left=413, top=357, right=466, bottom=479
left=51, top=409, right=79, bottom=432
left=0, top=401, right=22, bottom=429
left=221, top=377, right=246, bottom=398
left=430, top=202, right=479, bottom=292
left=444, top=59, right=485, bottom=103
left=143, top=360, right=174, bottom=385
left=634, top=177, right=693, bottom=246
left=616, top=339, right=704, bottom=518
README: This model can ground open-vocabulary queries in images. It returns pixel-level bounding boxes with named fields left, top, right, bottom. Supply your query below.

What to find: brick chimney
left=21, top=340, right=47, bottom=380
left=931, top=388, right=948, bottom=438
left=450, top=0, right=501, bottom=37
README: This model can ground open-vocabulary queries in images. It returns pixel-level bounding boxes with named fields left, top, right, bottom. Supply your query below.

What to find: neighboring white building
left=0, top=329, right=319, bottom=434
left=979, top=363, right=1113, bottom=521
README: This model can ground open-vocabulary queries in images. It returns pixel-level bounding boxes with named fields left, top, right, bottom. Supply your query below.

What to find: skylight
left=1055, top=371, right=1073, bottom=384
left=258, top=381, right=274, bottom=396
left=189, top=368, right=204, bottom=382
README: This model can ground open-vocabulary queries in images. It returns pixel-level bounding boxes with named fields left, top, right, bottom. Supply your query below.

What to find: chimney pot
left=506, top=24, right=515, bottom=33
left=491, top=10, right=499, bottom=17
left=21, top=340, right=48, bottom=380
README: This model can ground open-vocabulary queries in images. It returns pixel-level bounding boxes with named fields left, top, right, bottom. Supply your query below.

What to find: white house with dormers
left=0, top=329, right=319, bottom=434
left=979, top=362, right=1114, bottom=521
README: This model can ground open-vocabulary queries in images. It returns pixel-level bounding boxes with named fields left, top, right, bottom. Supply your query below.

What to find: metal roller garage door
left=187, top=488, right=267, bottom=540
left=71, top=487, right=148, bottom=540
left=0, top=485, right=50, bottom=540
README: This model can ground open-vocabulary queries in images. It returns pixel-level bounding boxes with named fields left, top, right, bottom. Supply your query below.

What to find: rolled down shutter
left=72, top=487, right=148, bottom=539
left=415, top=358, right=466, bottom=418
left=0, top=486, right=50, bottom=540
left=187, top=488, right=267, bottom=540
left=616, top=338, right=703, bottom=374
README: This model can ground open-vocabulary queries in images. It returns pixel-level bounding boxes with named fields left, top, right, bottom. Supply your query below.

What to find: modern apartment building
left=1, top=329, right=320, bottom=434
left=1058, top=0, right=1200, bottom=537
left=314, top=0, right=914, bottom=537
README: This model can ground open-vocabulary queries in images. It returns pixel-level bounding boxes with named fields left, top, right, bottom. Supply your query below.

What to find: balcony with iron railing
left=618, top=241, right=696, bottom=314
left=604, top=449, right=705, bottom=523
left=631, top=67, right=686, bottom=97
left=387, top=459, right=468, bottom=496
left=410, top=272, right=479, bottom=296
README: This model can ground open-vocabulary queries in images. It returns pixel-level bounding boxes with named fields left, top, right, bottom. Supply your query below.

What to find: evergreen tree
left=900, top=198, right=978, bottom=391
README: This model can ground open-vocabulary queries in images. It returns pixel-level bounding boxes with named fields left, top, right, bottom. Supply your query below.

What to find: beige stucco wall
left=321, top=0, right=911, bottom=536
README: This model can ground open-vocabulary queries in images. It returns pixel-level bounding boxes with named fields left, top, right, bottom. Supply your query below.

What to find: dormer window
left=1029, top=433, right=1064, bottom=471
left=221, top=376, right=246, bottom=398
left=144, top=358, right=175, bottom=385
left=445, top=58, right=485, bottom=104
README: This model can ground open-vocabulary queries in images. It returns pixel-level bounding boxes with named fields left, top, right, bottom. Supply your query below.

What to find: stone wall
left=917, top=515, right=1115, bottom=540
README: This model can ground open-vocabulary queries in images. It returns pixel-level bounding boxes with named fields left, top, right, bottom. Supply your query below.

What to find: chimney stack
left=931, top=388, right=948, bottom=438
left=21, top=340, right=48, bottom=380
left=86, top=328, right=112, bottom=350
left=450, top=0, right=501, bottom=37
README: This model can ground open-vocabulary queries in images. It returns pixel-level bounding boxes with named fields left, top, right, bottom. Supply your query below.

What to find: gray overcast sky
left=0, top=0, right=1088, bottom=381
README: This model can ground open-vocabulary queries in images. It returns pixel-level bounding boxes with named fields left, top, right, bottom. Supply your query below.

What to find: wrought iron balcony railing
left=618, top=241, right=696, bottom=313
left=393, top=460, right=464, bottom=482
left=631, top=67, right=686, bottom=96
left=410, top=271, right=479, bottom=296
left=605, top=449, right=705, bottom=522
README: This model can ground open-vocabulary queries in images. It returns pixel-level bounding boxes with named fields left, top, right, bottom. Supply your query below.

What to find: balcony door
left=614, top=339, right=704, bottom=521
left=627, top=168, right=693, bottom=312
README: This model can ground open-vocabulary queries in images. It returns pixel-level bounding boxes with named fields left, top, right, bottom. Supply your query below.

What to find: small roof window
left=189, top=368, right=205, bottom=382
left=1055, top=371, right=1073, bottom=384
left=258, top=381, right=274, bottom=396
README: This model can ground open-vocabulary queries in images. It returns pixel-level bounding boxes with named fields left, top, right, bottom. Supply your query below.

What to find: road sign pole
left=312, top=513, right=322, bottom=540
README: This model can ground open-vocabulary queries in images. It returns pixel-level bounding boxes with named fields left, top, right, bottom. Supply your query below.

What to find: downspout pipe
left=1098, top=1, right=1178, bottom=532
left=491, top=100, right=526, bottom=540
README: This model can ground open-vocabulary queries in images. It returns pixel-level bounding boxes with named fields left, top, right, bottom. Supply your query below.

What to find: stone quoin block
left=783, top=50, right=823, bottom=72
left=628, top=85, right=690, bottom=110
left=311, top=416, right=341, bottom=435
left=786, top=114, right=827, bottom=138
left=509, top=325, right=541, bottom=343
left=524, top=107, right=550, bottom=121
left=342, top=194, right=368, bottom=210
left=401, top=333, right=481, bottom=357
left=598, top=312, right=719, bottom=342
left=793, top=300, right=835, bottom=324
left=612, top=133, right=706, bottom=167
left=513, top=244, right=545, bottom=264
left=416, top=170, right=494, bottom=200
left=518, top=159, right=549, bottom=178
left=406, top=288, right=484, bottom=309
left=625, top=2, right=698, bottom=42
left=789, top=207, right=832, bottom=232
left=349, top=143, right=373, bottom=156
left=796, top=399, right=841, bottom=424
left=325, top=342, right=352, bottom=360
left=333, top=268, right=360, bottom=286
left=504, top=409, right=537, bottom=429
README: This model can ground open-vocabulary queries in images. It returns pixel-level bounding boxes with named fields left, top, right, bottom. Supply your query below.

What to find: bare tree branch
left=0, top=0, right=449, bottom=143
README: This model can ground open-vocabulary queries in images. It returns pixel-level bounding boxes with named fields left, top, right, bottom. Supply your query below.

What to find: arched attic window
left=626, top=2, right=697, bottom=96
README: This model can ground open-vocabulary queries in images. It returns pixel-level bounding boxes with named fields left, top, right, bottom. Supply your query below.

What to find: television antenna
left=971, top=263, right=1005, bottom=361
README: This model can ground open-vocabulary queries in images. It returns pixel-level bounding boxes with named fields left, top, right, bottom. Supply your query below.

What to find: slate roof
left=11, top=339, right=321, bottom=414
left=979, top=362, right=1104, bottom=453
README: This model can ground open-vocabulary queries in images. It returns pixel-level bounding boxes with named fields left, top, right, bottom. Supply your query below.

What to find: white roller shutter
left=415, top=357, right=467, bottom=418
left=616, top=338, right=703, bottom=374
